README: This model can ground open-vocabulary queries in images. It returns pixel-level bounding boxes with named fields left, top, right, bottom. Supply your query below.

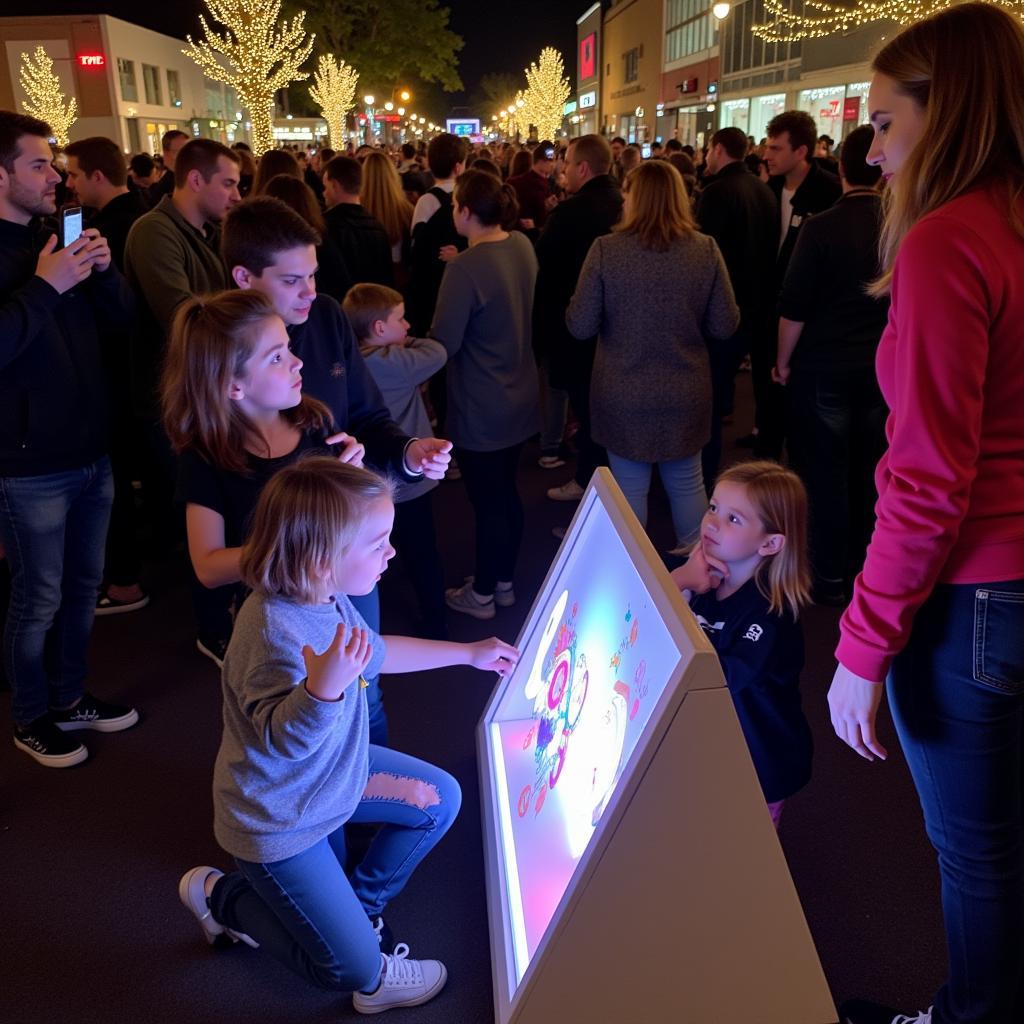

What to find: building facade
left=602, top=0, right=665, bottom=145
left=574, top=3, right=603, bottom=137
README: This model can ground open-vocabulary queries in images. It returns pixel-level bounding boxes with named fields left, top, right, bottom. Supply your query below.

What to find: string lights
left=19, top=46, right=77, bottom=147
left=183, top=0, right=314, bottom=155
left=753, top=0, right=1024, bottom=42
left=521, top=47, right=571, bottom=140
left=309, top=54, right=359, bottom=148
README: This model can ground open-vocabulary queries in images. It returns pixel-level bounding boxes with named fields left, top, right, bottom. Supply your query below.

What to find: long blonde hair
left=870, top=2, right=1024, bottom=295
left=618, top=159, right=695, bottom=251
left=161, top=290, right=331, bottom=476
left=360, top=150, right=414, bottom=247
left=241, top=458, right=394, bottom=604
left=714, top=461, right=812, bottom=620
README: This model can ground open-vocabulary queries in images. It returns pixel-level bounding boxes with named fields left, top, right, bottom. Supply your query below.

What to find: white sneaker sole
left=177, top=867, right=259, bottom=948
left=95, top=595, right=151, bottom=616
left=353, top=964, right=448, bottom=1014
left=54, top=707, right=139, bottom=733
left=463, top=576, right=515, bottom=607
left=444, top=590, right=496, bottom=620
left=13, top=735, right=88, bottom=768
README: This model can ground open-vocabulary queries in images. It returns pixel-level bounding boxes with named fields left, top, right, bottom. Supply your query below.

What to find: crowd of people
left=1, top=3, right=1023, bottom=1021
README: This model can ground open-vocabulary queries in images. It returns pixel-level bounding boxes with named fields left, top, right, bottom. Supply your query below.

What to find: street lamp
left=384, top=101, right=394, bottom=111
left=364, top=94, right=375, bottom=106
left=713, top=2, right=730, bottom=19
left=399, top=89, right=411, bottom=103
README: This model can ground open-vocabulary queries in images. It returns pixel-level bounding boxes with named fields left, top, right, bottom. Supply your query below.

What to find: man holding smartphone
left=0, top=111, right=138, bottom=768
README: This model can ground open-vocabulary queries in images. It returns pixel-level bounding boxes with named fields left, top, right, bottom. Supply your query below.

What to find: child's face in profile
left=701, top=481, right=783, bottom=566
left=370, top=304, right=410, bottom=346
left=230, top=316, right=303, bottom=414
left=331, top=496, right=396, bottom=596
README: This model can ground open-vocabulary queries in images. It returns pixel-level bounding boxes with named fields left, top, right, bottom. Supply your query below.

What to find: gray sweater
left=566, top=230, right=739, bottom=462
left=213, top=593, right=386, bottom=863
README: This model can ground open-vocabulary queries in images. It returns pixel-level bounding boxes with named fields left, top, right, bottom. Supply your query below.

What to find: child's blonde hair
left=342, top=282, right=404, bottom=344
left=714, top=461, right=812, bottom=619
left=161, top=290, right=332, bottom=475
left=240, top=457, right=394, bottom=604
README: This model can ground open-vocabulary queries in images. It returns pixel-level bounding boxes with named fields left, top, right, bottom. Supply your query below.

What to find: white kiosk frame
left=477, top=469, right=836, bottom=1024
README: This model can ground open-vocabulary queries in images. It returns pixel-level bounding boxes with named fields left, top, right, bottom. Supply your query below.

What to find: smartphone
left=60, top=205, right=83, bottom=249
left=641, top=143, right=652, bottom=159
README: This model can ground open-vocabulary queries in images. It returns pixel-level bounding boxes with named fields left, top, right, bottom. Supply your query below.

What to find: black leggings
left=455, top=442, right=526, bottom=596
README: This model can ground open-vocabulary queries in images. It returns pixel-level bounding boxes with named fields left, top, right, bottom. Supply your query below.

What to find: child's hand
left=302, top=623, right=373, bottom=702
left=326, top=432, right=365, bottom=468
left=468, top=637, right=520, bottom=677
left=670, top=545, right=729, bottom=596
left=405, top=437, right=452, bottom=479
left=438, top=245, right=458, bottom=263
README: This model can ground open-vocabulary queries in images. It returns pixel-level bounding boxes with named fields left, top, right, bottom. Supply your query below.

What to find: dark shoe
left=51, top=692, right=139, bottom=732
left=14, top=715, right=88, bottom=767
left=735, top=431, right=758, bottom=448
left=839, top=998, right=932, bottom=1024
left=196, top=636, right=229, bottom=670
left=95, top=586, right=150, bottom=616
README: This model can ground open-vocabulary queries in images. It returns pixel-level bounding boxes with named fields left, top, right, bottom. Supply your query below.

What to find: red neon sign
left=77, top=54, right=106, bottom=68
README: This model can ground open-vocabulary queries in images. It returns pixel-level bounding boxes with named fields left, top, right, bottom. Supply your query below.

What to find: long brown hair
left=870, top=2, right=1024, bottom=295
left=241, top=458, right=394, bottom=604
left=261, top=173, right=327, bottom=235
left=161, top=290, right=331, bottom=476
left=618, top=159, right=695, bottom=251
left=360, top=150, right=414, bottom=247
left=713, top=461, right=812, bottom=619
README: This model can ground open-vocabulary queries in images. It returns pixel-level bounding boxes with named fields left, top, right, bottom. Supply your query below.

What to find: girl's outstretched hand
left=670, top=544, right=729, bottom=595
left=302, top=623, right=373, bottom=702
left=468, top=638, right=520, bottom=677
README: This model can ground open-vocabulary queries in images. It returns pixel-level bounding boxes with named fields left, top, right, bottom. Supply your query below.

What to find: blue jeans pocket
left=972, top=587, right=1024, bottom=694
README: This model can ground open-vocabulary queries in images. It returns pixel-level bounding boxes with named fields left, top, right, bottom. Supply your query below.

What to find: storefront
left=576, top=3, right=601, bottom=137
left=796, top=80, right=870, bottom=140
left=719, top=91, right=786, bottom=142
left=575, top=88, right=598, bottom=136
left=601, top=0, right=663, bottom=145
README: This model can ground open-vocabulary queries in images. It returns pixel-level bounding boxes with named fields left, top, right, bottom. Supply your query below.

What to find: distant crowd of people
left=1, top=3, right=1023, bottom=1021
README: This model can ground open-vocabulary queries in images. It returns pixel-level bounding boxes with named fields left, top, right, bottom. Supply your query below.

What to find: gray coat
left=566, top=230, right=739, bottom=462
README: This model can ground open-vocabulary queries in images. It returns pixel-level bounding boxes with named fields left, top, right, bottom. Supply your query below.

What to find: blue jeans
left=607, top=450, right=706, bottom=547
left=211, top=745, right=461, bottom=992
left=888, top=579, right=1024, bottom=1024
left=0, top=458, right=113, bottom=726
left=349, top=587, right=388, bottom=747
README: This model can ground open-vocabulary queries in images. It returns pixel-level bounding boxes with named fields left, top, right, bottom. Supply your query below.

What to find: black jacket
left=0, top=217, right=130, bottom=476
left=695, top=161, right=777, bottom=322
left=147, top=169, right=174, bottom=207
left=90, top=190, right=149, bottom=273
left=533, top=173, right=623, bottom=384
left=406, top=187, right=466, bottom=336
left=324, top=203, right=394, bottom=288
left=768, top=161, right=841, bottom=280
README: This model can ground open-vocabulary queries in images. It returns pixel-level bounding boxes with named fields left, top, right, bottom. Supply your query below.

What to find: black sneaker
left=371, top=915, right=396, bottom=955
left=51, top=693, right=139, bottom=733
left=95, top=586, right=150, bottom=616
left=196, top=636, right=229, bottom=670
left=14, top=715, right=88, bottom=767
left=839, top=998, right=933, bottom=1024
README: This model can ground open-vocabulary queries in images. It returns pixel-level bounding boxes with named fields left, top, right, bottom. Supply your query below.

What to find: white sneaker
left=178, top=866, right=259, bottom=948
left=353, top=947, right=447, bottom=1014
left=546, top=479, right=584, bottom=502
left=445, top=583, right=495, bottom=620
left=463, top=576, right=515, bottom=607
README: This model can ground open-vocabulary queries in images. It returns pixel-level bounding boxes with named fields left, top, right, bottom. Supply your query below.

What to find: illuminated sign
left=77, top=54, right=105, bottom=67
left=446, top=118, right=480, bottom=137
left=579, top=32, right=596, bottom=80
left=579, top=91, right=596, bottom=109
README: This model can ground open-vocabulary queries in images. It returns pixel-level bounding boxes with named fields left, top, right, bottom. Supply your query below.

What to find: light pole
left=363, top=94, right=376, bottom=144
left=702, top=3, right=731, bottom=143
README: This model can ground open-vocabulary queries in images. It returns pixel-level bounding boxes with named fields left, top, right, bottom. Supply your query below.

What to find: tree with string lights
left=753, top=0, right=1023, bottom=42
left=309, top=54, right=359, bottom=147
left=521, top=47, right=570, bottom=140
left=19, top=46, right=77, bottom=147
left=183, top=0, right=315, bottom=155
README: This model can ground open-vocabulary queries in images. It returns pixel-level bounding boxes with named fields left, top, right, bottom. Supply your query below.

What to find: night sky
left=13, top=0, right=578, bottom=115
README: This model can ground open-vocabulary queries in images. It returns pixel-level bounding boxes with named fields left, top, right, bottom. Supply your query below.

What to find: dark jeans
left=391, top=491, right=447, bottom=639
left=349, top=587, right=388, bottom=747
left=562, top=348, right=607, bottom=489
left=703, top=321, right=752, bottom=491
left=787, top=365, right=887, bottom=585
left=455, top=442, right=526, bottom=596
left=104, top=410, right=145, bottom=587
left=212, top=745, right=461, bottom=992
left=888, top=579, right=1024, bottom=1024
left=0, top=458, right=113, bottom=725
left=750, top=321, right=786, bottom=460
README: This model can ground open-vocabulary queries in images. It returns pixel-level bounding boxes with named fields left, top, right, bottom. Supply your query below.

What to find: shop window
left=142, top=64, right=162, bottom=106
left=625, top=48, right=639, bottom=83
left=126, top=117, right=141, bottom=154
left=118, top=58, right=138, bottom=103
left=167, top=69, right=182, bottom=109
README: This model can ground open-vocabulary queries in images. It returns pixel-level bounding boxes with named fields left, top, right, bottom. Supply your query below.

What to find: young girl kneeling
left=671, top=461, right=813, bottom=828
left=178, top=458, right=518, bottom=1014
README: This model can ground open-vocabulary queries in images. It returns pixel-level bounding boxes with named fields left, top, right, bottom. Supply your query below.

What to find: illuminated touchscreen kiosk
left=478, top=469, right=835, bottom=1024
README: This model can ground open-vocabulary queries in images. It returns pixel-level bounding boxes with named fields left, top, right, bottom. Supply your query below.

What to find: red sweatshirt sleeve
left=835, top=216, right=997, bottom=681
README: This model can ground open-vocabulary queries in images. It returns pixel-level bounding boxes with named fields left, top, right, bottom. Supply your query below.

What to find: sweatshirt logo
left=743, top=623, right=764, bottom=642
left=696, top=614, right=725, bottom=635
left=331, top=362, right=344, bottom=378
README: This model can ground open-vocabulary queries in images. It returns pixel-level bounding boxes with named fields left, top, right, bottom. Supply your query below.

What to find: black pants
left=558, top=344, right=607, bottom=489
left=104, top=411, right=146, bottom=587
left=786, top=366, right=887, bottom=585
left=750, top=321, right=787, bottom=461
left=702, top=320, right=753, bottom=491
left=391, top=490, right=447, bottom=639
left=455, top=442, right=526, bottom=596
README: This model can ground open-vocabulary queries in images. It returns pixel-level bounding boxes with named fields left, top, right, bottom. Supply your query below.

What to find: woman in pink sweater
left=828, top=6, right=1024, bottom=1024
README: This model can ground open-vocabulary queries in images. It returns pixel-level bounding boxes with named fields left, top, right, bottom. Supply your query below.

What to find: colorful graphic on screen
left=488, top=498, right=679, bottom=985
left=580, top=33, right=597, bottom=81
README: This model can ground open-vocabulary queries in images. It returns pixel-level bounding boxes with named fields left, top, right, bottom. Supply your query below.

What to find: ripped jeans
left=210, top=745, right=462, bottom=992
